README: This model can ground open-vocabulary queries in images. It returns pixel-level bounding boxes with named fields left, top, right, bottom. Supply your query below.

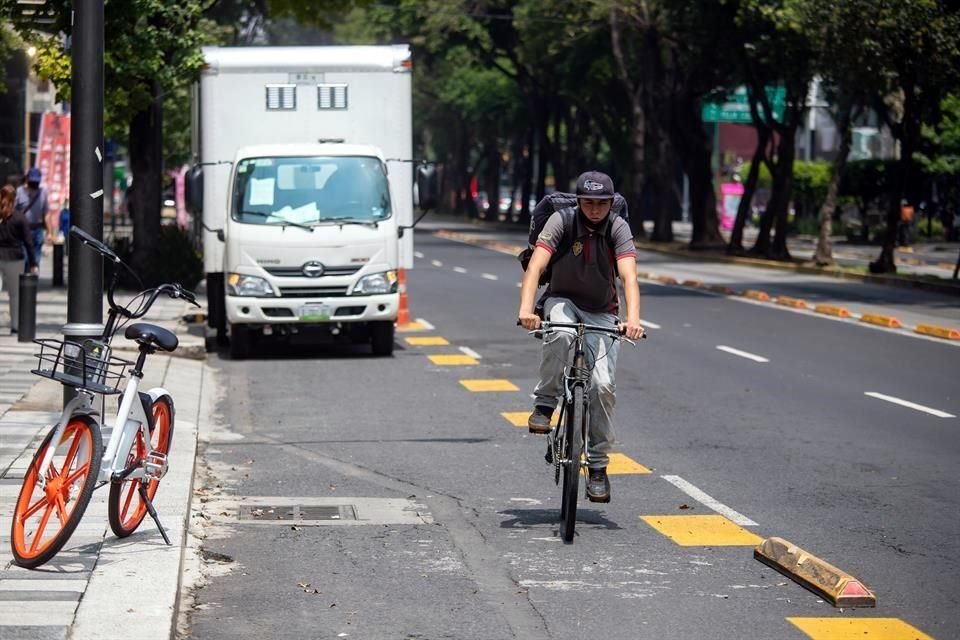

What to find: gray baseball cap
left=575, top=171, right=614, bottom=200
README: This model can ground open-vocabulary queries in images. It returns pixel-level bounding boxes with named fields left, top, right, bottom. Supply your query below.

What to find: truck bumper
left=225, top=293, right=399, bottom=326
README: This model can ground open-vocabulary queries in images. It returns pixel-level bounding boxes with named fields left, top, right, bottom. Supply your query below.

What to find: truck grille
left=278, top=286, right=349, bottom=298
left=264, top=265, right=361, bottom=277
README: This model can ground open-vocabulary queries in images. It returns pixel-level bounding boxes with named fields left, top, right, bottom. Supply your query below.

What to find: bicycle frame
left=33, top=365, right=170, bottom=489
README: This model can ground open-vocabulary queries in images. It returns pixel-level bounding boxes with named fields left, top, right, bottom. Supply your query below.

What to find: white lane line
left=661, top=475, right=758, bottom=526
left=481, top=273, right=498, bottom=281
left=414, top=251, right=424, bottom=259
left=415, top=318, right=435, bottom=330
left=431, top=260, right=443, bottom=267
left=716, top=345, right=769, bottom=363
left=640, top=319, right=661, bottom=329
left=453, top=266, right=467, bottom=274
left=864, top=392, right=956, bottom=418
left=459, top=346, right=482, bottom=359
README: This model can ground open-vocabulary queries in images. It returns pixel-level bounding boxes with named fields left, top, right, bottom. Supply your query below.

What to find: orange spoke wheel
left=11, top=416, right=102, bottom=568
left=108, top=396, right=174, bottom=538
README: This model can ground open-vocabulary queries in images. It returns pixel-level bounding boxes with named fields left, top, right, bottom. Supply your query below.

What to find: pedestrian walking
left=1, top=184, right=39, bottom=334
left=898, top=199, right=914, bottom=247
left=14, top=168, right=51, bottom=268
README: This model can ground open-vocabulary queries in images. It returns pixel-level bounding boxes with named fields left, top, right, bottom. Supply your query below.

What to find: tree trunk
left=730, top=125, right=770, bottom=254
left=813, top=105, right=855, bottom=266
left=770, top=131, right=796, bottom=260
left=128, top=80, right=163, bottom=281
left=481, top=135, right=500, bottom=220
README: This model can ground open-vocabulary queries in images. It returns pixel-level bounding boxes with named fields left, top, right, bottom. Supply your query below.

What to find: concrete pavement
left=0, top=250, right=212, bottom=640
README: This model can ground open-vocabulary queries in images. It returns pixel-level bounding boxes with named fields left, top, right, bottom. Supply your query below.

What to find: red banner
left=35, top=111, right=71, bottom=225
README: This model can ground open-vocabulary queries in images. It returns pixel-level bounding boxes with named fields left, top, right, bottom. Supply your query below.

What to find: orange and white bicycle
left=10, top=227, right=199, bottom=568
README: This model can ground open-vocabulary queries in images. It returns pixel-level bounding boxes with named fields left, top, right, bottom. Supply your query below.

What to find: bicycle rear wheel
left=108, top=395, right=175, bottom=538
left=560, top=386, right=584, bottom=543
left=11, top=415, right=102, bottom=568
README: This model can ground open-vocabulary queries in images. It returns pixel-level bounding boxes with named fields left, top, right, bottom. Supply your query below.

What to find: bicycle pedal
left=144, top=451, right=168, bottom=480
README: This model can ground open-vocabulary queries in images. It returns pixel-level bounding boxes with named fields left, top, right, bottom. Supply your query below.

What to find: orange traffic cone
left=397, top=268, right=411, bottom=326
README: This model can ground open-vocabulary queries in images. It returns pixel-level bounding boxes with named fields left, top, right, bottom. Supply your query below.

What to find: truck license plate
left=298, top=303, right=332, bottom=321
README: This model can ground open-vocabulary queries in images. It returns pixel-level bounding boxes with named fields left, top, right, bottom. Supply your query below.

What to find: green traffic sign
left=702, top=86, right=785, bottom=123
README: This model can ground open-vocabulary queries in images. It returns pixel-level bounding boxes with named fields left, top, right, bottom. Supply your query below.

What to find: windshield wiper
left=320, top=216, right=380, bottom=228
left=237, top=210, right=315, bottom=232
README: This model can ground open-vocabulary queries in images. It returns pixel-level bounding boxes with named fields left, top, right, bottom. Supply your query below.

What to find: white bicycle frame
left=35, top=372, right=171, bottom=488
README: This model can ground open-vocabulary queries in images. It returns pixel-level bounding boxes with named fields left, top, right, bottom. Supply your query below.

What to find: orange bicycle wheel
left=108, top=395, right=174, bottom=537
left=11, top=416, right=102, bottom=568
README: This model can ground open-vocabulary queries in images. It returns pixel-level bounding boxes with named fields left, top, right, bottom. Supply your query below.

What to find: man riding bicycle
left=518, top=171, right=644, bottom=503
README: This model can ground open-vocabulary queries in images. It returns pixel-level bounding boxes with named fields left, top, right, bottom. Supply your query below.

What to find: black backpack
left=517, top=192, right=630, bottom=286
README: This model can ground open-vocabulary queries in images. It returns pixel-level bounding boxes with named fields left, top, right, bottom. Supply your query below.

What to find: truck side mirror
left=415, top=163, right=438, bottom=211
left=185, top=165, right=203, bottom=215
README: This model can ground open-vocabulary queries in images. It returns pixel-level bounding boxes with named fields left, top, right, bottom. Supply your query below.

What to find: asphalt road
left=183, top=230, right=959, bottom=640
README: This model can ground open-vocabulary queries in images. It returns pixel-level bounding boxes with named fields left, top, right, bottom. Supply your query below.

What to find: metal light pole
left=63, top=0, right=105, bottom=405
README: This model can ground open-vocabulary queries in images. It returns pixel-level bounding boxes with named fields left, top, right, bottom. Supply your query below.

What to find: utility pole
left=63, top=0, right=105, bottom=405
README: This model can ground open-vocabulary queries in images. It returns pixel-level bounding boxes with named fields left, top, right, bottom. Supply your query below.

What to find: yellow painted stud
left=428, top=354, right=478, bottom=366
left=607, top=453, right=651, bottom=474
left=406, top=336, right=450, bottom=346
left=787, top=618, right=933, bottom=640
left=501, top=411, right=558, bottom=427
left=460, top=379, right=519, bottom=392
left=640, top=514, right=763, bottom=546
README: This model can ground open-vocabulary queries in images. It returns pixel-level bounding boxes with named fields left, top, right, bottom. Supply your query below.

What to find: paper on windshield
left=249, top=178, right=275, bottom=206
left=273, top=203, right=318, bottom=224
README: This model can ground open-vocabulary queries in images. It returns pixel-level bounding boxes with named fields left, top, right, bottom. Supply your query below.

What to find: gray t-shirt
left=14, top=185, right=49, bottom=229
left=535, top=209, right=636, bottom=312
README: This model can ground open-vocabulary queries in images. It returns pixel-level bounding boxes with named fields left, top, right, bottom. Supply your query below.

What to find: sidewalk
left=0, top=250, right=210, bottom=640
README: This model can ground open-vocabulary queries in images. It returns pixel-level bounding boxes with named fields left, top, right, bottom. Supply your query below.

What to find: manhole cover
left=239, top=504, right=357, bottom=521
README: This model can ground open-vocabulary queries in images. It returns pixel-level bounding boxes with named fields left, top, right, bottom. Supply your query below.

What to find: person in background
left=1, top=184, right=39, bottom=334
left=14, top=168, right=50, bottom=267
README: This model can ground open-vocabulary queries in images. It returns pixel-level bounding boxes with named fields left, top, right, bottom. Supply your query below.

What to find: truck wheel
left=230, top=324, right=251, bottom=360
left=370, top=321, right=395, bottom=356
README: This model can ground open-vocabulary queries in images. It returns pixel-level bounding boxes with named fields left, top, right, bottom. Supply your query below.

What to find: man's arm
left=518, top=247, right=551, bottom=329
left=616, top=256, right=644, bottom=339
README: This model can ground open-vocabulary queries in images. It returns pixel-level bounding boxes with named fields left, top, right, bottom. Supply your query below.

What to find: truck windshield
left=231, top=156, right=391, bottom=226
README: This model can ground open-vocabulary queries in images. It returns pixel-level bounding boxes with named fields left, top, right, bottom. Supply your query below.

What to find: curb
left=754, top=537, right=876, bottom=608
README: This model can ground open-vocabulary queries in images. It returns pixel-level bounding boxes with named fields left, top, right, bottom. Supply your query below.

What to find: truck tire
left=370, top=321, right=395, bottom=356
left=230, top=324, right=251, bottom=360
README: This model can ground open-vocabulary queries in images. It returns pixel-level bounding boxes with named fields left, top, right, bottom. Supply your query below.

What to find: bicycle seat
left=125, top=323, right=179, bottom=352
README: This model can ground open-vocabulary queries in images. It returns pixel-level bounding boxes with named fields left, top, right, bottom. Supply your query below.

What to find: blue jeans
left=26, top=227, right=44, bottom=269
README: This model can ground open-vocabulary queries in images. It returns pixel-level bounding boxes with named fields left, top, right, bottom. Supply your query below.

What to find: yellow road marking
left=428, top=354, right=478, bottom=366
left=405, top=336, right=450, bottom=346
left=607, top=453, right=651, bottom=474
left=500, top=411, right=559, bottom=427
left=640, top=514, right=763, bottom=546
left=460, top=379, right=519, bottom=392
left=787, top=618, right=933, bottom=640
left=397, top=321, right=428, bottom=332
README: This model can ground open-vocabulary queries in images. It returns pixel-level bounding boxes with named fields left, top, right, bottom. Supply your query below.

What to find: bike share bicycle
left=10, top=227, right=200, bottom=568
left=526, top=321, right=639, bottom=543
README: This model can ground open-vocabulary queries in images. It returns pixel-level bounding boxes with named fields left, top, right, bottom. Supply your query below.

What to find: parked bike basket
left=32, top=338, right=133, bottom=395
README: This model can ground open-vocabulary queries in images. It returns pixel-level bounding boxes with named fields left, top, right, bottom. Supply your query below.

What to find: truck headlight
left=351, top=270, right=398, bottom=295
left=227, top=273, right=274, bottom=297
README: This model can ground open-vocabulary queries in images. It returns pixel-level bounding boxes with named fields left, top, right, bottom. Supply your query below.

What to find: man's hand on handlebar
left=619, top=320, right=645, bottom=340
left=518, top=310, right=541, bottom=331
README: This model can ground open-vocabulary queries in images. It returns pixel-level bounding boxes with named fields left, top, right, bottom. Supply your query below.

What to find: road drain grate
left=239, top=505, right=357, bottom=521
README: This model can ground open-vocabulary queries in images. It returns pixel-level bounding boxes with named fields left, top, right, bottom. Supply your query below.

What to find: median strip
left=755, top=537, right=876, bottom=607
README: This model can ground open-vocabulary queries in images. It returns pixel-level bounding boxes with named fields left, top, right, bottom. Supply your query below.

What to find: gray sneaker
left=527, top=406, right=554, bottom=434
left=586, top=468, right=610, bottom=503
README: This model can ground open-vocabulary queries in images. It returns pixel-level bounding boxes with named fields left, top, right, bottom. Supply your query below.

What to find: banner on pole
left=35, top=111, right=72, bottom=224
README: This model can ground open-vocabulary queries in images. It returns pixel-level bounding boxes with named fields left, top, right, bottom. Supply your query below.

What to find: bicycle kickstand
left=138, top=484, right=172, bottom=546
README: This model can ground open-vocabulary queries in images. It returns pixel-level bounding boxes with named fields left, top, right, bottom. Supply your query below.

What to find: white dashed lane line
left=431, top=260, right=443, bottom=267
left=660, top=475, right=759, bottom=526
left=414, top=251, right=425, bottom=259
left=864, top=392, right=956, bottom=418
left=481, top=273, right=498, bottom=281
left=716, top=345, right=769, bottom=363
left=459, top=346, right=482, bottom=359
left=640, top=319, right=661, bottom=329
left=453, top=266, right=467, bottom=274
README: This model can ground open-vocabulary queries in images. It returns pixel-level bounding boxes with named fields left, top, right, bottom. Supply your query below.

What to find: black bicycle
left=530, top=321, right=636, bottom=543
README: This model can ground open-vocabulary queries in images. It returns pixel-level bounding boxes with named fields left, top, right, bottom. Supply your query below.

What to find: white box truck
left=187, top=45, right=435, bottom=358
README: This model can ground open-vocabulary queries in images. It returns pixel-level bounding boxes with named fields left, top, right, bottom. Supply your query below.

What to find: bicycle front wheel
left=108, top=395, right=175, bottom=538
left=560, top=386, right=585, bottom=543
left=11, top=415, right=102, bottom=568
